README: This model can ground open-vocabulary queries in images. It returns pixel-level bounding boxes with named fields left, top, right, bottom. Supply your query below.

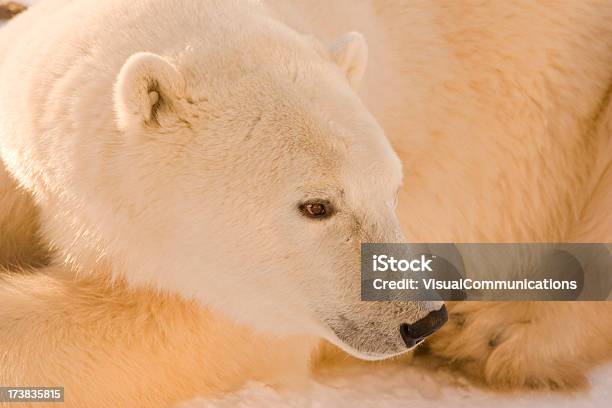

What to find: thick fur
left=0, top=0, right=611, bottom=406
left=0, top=1, right=439, bottom=405
left=296, top=0, right=612, bottom=389
left=0, top=268, right=317, bottom=407
left=0, top=0, right=444, bottom=361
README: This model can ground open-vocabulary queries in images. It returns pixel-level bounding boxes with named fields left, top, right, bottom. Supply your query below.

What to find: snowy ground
left=3, top=2, right=612, bottom=407
left=178, top=361, right=612, bottom=408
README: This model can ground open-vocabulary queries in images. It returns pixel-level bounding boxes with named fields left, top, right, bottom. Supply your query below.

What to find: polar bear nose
left=400, top=305, right=448, bottom=348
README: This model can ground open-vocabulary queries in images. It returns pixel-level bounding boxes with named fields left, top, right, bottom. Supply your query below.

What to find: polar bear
left=279, top=0, right=612, bottom=389
left=0, top=0, right=447, bottom=405
left=0, top=0, right=612, bottom=404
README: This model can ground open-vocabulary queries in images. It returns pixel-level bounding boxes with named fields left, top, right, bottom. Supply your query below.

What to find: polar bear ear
left=328, top=32, right=368, bottom=90
left=114, top=52, right=185, bottom=130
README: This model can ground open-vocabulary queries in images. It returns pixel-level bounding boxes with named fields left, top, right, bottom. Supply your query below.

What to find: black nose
left=400, top=305, right=448, bottom=348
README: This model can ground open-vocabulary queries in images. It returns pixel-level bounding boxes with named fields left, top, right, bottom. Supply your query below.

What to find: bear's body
left=0, top=270, right=317, bottom=407
left=0, top=0, right=611, bottom=406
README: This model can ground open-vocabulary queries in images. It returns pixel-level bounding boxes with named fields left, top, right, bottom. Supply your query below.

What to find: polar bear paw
left=426, top=302, right=601, bottom=389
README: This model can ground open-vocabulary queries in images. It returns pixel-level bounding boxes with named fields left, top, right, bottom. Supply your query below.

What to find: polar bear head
left=33, top=20, right=444, bottom=359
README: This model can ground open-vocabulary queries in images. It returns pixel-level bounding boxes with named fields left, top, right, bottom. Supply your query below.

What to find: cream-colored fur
left=382, top=1, right=612, bottom=388
left=0, top=268, right=317, bottom=407
left=1, top=0, right=611, bottom=406
left=291, top=0, right=612, bottom=388
left=1, top=1, right=442, bottom=404
left=1, top=0, right=444, bottom=362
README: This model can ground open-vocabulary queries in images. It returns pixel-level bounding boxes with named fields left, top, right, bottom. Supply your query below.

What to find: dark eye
left=299, top=200, right=332, bottom=219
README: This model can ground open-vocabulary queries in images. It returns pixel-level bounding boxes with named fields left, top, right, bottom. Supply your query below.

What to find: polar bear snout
left=400, top=305, right=448, bottom=348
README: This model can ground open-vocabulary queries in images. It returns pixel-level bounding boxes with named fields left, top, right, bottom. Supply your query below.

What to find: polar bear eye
left=299, top=200, right=332, bottom=219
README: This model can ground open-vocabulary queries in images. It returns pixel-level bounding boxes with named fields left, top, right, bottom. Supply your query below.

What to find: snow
left=177, top=362, right=612, bottom=408
left=3, top=2, right=612, bottom=407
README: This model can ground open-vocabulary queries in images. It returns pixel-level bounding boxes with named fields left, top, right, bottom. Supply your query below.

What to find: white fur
left=0, top=0, right=440, bottom=360
left=1, top=0, right=611, bottom=401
